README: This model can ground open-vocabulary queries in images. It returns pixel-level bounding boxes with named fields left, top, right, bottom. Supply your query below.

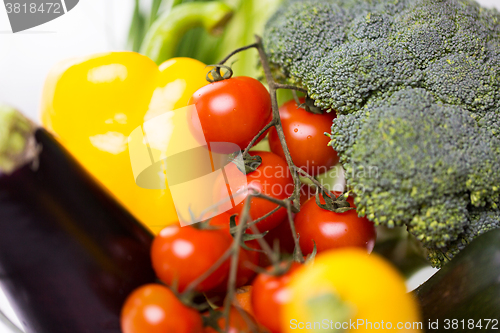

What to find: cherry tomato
left=213, top=151, right=294, bottom=233
left=189, top=76, right=272, bottom=152
left=207, top=213, right=260, bottom=288
left=294, top=194, right=376, bottom=255
left=263, top=219, right=296, bottom=255
left=230, top=285, right=254, bottom=316
left=151, top=225, right=232, bottom=292
left=239, top=241, right=261, bottom=286
left=282, top=249, right=422, bottom=333
left=121, top=284, right=203, bottom=333
left=214, top=242, right=260, bottom=291
left=204, top=307, right=260, bottom=333
left=269, top=98, right=339, bottom=176
left=299, top=184, right=317, bottom=205
left=206, top=212, right=235, bottom=237
left=263, top=184, right=318, bottom=255
left=251, top=262, right=302, bottom=333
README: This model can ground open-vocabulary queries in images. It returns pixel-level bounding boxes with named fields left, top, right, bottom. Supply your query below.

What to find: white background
left=0, top=0, right=138, bottom=121
left=0, top=0, right=499, bottom=332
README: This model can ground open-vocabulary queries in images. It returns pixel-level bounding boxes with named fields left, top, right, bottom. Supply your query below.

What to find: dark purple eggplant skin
left=0, top=129, right=156, bottom=333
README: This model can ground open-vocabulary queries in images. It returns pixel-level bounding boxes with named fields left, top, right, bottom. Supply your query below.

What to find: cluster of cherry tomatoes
left=120, top=74, right=378, bottom=333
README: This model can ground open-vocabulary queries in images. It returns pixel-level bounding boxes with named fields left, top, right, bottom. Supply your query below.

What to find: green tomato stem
left=222, top=195, right=249, bottom=330
left=141, top=2, right=234, bottom=65
left=255, top=36, right=302, bottom=211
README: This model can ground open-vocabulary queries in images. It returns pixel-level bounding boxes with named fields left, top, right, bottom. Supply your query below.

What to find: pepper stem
left=141, top=2, right=234, bottom=65
left=0, top=105, right=37, bottom=175
left=306, top=291, right=355, bottom=332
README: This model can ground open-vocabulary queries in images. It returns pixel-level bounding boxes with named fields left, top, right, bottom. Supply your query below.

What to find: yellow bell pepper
left=41, top=53, right=209, bottom=233
left=282, top=249, right=422, bottom=333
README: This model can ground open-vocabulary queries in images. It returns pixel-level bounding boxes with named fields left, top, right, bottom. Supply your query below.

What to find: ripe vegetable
left=0, top=106, right=156, bottom=333
left=264, top=218, right=296, bottom=255
left=264, top=0, right=500, bottom=115
left=218, top=243, right=260, bottom=290
left=213, top=151, right=294, bottom=232
left=415, top=229, right=500, bottom=321
left=269, top=98, right=339, bottom=176
left=231, top=285, right=254, bottom=316
left=189, top=76, right=272, bottom=152
left=213, top=244, right=260, bottom=291
left=204, top=307, right=259, bottom=333
left=237, top=241, right=262, bottom=283
left=333, top=89, right=500, bottom=267
left=151, top=225, right=232, bottom=292
left=264, top=0, right=500, bottom=267
left=207, top=212, right=235, bottom=236
left=121, top=284, right=203, bottom=333
left=282, top=249, right=422, bottom=333
left=207, top=213, right=260, bottom=288
left=294, top=195, right=376, bottom=255
left=251, top=262, right=302, bottom=333
left=41, top=54, right=210, bottom=234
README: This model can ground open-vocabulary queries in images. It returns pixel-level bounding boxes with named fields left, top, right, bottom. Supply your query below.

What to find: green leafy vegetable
left=263, top=0, right=500, bottom=267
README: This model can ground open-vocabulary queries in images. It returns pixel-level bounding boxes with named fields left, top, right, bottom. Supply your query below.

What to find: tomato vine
left=200, top=36, right=347, bottom=329
left=142, top=36, right=353, bottom=331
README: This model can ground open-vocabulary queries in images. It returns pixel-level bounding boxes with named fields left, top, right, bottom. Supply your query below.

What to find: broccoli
left=427, top=208, right=500, bottom=266
left=263, top=0, right=500, bottom=267
left=335, top=88, right=500, bottom=266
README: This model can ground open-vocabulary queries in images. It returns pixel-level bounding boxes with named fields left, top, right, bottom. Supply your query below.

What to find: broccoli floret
left=334, top=89, right=500, bottom=251
left=264, top=0, right=500, bottom=115
left=423, top=54, right=500, bottom=117
left=427, top=208, right=500, bottom=266
left=334, top=88, right=500, bottom=266
left=263, top=0, right=500, bottom=267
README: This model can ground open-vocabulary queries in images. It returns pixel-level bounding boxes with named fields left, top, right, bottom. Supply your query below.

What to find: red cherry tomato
left=213, top=151, right=294, bottom=233
left=237, top=240, right=261, bottom=286
left=230, top=285, right=254, bottom=316
left=264, top=190, right=360, bottom=256
left=151, top=225, right=232, bottom=292
left=263, top=219, right=296, bottom=255
left=214, top=242, right=260, bottom=291
left=251, top=263, right=302, bottom=333
left=294, top=194, right=376, bottom=255
left=207, top=213, right=260, bottom=289
left=263, top=183, right=314, bottom=250
left=207, top=212, right=234, bottom=237
left=298, top=184, right=317, bottom=205
left=189, top=76, right=272, bottom=152
left=121, top=284, right=203, bottom=333
left=269, top=98, right=339, bottom=176
left=204, top=307, right=259, bottom=333
left=262, top=184, right=314, bottom=254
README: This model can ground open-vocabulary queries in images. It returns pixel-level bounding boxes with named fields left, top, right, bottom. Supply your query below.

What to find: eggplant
left=0, top=106, right=156, bottom=333
left=414, top=229, right=500, bottom=329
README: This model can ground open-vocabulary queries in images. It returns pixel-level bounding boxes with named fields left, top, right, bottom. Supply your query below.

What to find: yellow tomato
left=282, top=249, right=422, bottom=332
left=41, top=53, right=209, bottom=233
